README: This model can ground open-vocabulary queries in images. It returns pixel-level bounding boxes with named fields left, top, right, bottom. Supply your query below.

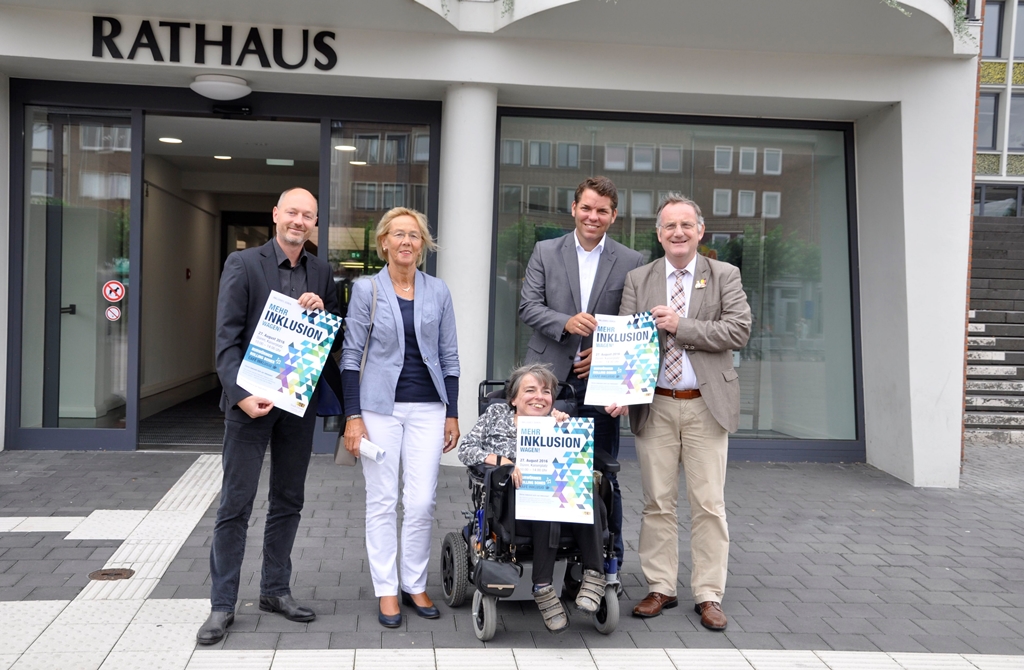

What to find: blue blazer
left=341, top=265, right=460, bottom=415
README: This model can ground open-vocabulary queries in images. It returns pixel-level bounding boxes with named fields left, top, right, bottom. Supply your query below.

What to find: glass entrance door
left=17, top=108, right=137, bottom=447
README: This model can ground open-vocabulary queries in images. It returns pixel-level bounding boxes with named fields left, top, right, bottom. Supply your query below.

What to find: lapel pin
left=695, top=278, right=707, bottom=289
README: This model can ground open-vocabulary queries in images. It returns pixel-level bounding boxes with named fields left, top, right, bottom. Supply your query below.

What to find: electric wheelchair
left=438, top=380, right=621, bottom=641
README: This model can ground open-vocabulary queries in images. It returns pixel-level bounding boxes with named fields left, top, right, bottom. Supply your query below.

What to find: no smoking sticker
left=102, top=280, right=125, bottom=302
left=105, top=306, right=121, bottom=321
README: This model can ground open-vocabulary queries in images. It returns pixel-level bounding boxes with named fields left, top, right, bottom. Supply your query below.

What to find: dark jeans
left=524, top=520, right=603, bottom=585
left=566, top=373, right=624, bottom=567
left=209, top=407, right=316, bottom=612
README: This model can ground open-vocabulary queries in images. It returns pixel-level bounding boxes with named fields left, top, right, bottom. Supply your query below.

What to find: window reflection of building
left=493, top=115, right=855, bottom=442
left=328, top=122, right=432, bottom=295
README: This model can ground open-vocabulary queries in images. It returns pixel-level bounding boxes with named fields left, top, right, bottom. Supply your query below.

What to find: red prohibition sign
left=105, top=306, right=121, bottom=322
left=102, top=280, right=125, bottom=303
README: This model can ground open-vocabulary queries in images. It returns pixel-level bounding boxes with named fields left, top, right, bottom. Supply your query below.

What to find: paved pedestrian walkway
left=1, top=442, right=1023, bottom=669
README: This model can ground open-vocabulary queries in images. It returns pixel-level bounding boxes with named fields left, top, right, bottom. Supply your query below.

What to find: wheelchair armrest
left=594, top=448, right=620, bottom=475
left=468, top=462, right=516, bottom=485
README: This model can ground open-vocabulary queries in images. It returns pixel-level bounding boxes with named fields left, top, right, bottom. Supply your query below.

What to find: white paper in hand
left=359, top=438, right=386, bottom=464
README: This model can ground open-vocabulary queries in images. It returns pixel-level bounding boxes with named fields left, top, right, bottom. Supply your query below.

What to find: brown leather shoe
left=695, top=601, right=727, bottom=630
left=632, top=592, right=678, bottom=618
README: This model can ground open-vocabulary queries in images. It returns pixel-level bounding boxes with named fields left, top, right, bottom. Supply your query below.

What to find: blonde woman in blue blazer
left=341, top=207, right=461, bottom=629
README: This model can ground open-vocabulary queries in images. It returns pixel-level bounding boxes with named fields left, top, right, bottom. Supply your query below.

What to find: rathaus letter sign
left=91, top=16, right=338, bottom=71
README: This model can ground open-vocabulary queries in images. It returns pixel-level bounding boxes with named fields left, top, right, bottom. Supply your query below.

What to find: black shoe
left=379, top=600, right=403, bottom=628
left=196, top=611, right=234, bottom=644
left=258, top=594, right=316, bottom=622
left=401, top=591, right=440, bottom=619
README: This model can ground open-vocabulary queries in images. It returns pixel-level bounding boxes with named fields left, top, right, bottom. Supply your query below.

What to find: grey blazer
left=620, top=254, right=752, bottom=434
left=215, top=239, right=340, bottom=423
left=519, top=233, right=644, bottom=381
left=341, top=265, right=460, bottom=416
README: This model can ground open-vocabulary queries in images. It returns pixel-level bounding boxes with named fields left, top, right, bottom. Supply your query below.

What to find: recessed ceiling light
left=334, top=144, right=357, bottom=152
left=214, top=155, right=231, bottom=160
left=266, top=159, right=294, bottom=166
left=159, top=137, right=182, bottom=144
left=349, top=160, right=367, bottom=166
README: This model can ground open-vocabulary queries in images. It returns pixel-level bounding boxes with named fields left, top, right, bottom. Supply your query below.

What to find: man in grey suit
left=519, top=176, right=643, bottom=569
left=198, top=187, right=340, bottom=644
left=608, top=193, right=751, bottom=630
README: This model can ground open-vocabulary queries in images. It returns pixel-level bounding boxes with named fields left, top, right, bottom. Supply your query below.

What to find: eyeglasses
left=389, top=230, right=422, bottom=242
left=658, top=222, right=700, bottom=234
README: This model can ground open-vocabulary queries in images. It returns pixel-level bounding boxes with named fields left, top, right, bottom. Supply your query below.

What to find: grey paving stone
left=627, top=632, right=686, bottom=648
left=722, top=632, right=782, bottom=649
left=431, top=630, right=486, bottom=648
left=482, top=631, right=535, bottom=648
left=772, top=633, right=829, bottom=650
left=221, top=632, right=281, bottom=650
left=819, top=634, right=880, bottom=651
left=330, top=631, right=382, bottom=648
left=910, top=634, right=980, bottom=654
left=382, top=631, right=434, bottom=648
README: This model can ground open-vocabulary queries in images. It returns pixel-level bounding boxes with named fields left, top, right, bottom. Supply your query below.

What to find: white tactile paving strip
left=10, top=516, right=86, bottom=532
left=0, top=516, right=27, bottom=532
left=76, top=454, right=222, bottom=602
left=65, top=510, right=150, bottom=540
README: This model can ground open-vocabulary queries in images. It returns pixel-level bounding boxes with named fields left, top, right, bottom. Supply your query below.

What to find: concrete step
left=965, top=323, right=1024, bottom=337
left=971, top=279, right=1024, bottom=291
left=967, top=336, right=1024, bottom=350
left=965, top=428, right=1024, bottom=444
left=973, top=221, right=1024, bottom=233
left=970, top=298, right=1024, bottom=311
left=966, top=350, right=1018, bottom=363
left=971, top=268, right=1024, bottom=280
left=964, top=412, right=1024, bottom=427
left=968, top=336, right=997, bottom=347
left=971, top=249, right=1024, bottom=262
left=966, top=364, right=1024, bottom=378
left=967, top=379, right=1024, bottom=393
left=969, top=257, right=1024, bottom=269
left=969, top=309, right=1024, bottom=324
left=965, top=395, right=1024, bottom=410
left=970, top=288, right=1024, bottom=302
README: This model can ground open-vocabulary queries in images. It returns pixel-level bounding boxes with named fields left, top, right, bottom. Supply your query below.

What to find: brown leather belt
left=654, top=387, right=701, bottom=400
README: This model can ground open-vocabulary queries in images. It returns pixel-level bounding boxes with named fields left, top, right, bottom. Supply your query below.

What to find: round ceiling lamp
left=190, top=75, right=252, bottom=101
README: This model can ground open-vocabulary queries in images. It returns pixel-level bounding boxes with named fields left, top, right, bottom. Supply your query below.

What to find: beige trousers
left=634, top=394, right=729, bottom=604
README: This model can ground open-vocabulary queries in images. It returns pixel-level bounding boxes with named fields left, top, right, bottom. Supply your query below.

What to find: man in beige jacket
left=607, top=193, right=751, bottom=630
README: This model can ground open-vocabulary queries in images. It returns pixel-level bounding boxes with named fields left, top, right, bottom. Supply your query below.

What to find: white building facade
left=0, top=0, right=979, bottom=487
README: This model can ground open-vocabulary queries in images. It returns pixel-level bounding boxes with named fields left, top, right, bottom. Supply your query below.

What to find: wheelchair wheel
left=471, top=589, right=498, bottom=641
left=593, top=585, right=619, bottom=635
left=441, top=531, right=469, bottom=607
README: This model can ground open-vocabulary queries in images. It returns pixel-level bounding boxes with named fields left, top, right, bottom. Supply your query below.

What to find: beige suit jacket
left=620, top=254, right=752, bottom=434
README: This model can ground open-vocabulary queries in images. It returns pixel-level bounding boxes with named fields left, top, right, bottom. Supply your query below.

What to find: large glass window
left=979, top=93, right=999, bottom=150
left=1008, top=94, right=1024, bottom=150
left=493, top=115, right=856, bottom=441
left=329, top=121, right=431, bottom=308
left=985, top=1, right=1004, bottom=58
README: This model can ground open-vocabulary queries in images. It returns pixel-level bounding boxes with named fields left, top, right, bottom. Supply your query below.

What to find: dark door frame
left=7, top=78, right=442, bottom=450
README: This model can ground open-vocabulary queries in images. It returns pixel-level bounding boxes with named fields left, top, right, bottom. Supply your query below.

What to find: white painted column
left=0, top=73, right=9, bottom=451
left=435, top=83, right=498, bottom=464
left=856, top=58, right=976, bottom=488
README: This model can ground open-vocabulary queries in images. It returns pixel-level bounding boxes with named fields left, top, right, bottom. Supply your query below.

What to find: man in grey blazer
left=198, top=187, right=340, bottom=644
left=608, top=193, right=751, bottom=630
left=519, top=176, right=643, bottom=568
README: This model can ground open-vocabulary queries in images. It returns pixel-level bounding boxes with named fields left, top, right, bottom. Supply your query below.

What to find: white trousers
left=362, top=402, right=445, bottom=597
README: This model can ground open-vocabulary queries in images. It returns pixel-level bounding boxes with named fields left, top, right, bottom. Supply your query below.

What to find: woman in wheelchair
left=457, top=363, right=606, bottom=633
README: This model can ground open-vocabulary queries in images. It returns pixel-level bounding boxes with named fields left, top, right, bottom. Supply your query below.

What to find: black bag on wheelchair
left=472, top=559, right=522, bottom=598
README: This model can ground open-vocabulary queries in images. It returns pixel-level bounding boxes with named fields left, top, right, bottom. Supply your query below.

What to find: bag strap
left=358, top=278, right=377, bottom=382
